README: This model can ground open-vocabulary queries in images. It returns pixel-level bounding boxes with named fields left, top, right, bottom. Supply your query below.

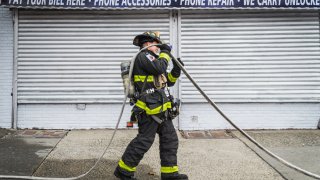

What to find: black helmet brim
left=133, top=33, right=162, bottom=47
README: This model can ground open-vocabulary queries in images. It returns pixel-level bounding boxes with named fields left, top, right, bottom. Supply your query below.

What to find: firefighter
left=114, top=31, right=188, bottom=180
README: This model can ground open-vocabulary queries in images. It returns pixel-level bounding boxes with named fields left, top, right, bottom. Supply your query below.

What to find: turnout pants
left=117, top=112, right=179, bottom=176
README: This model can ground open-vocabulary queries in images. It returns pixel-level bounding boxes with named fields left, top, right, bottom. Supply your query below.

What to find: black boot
left=114, top=167, right=137, bottom=180
left=161, top=172, right=188, bottom=180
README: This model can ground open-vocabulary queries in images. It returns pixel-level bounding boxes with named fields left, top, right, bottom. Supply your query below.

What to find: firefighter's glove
left=158, top=44, right=172, bottom=54
left=172, top=58, right=184, bottom=77
left=173, top=58, right=184, bottom=67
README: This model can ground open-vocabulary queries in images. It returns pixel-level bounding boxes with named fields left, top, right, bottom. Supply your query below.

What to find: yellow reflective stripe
left=135, top=100, right=172, bottom=115
left=119, top=159, right=136, bottom=172
left=159, top=52, right=171, bottom=62
left=161, top=166, right=179, bottom=173
left=168, top=73, right=178, bottom=83
left=134, top=75, right=154, bottom=82
left=135, top=100, right=146, bottom=110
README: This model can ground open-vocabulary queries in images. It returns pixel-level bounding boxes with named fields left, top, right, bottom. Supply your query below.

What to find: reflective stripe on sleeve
left=161, top=166, right=179, bottom=173
left=159, top=52, right=171, bottom=62
left=168, top=73, right=178, bottom=83
left=119, top=159, right=136, bottom=172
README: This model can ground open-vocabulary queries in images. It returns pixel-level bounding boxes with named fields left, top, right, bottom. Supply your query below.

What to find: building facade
left=0, top=1, right=319, bottom=129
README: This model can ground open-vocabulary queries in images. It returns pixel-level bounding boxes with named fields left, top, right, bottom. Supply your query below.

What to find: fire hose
left=0, top=44, right=319, bottom=180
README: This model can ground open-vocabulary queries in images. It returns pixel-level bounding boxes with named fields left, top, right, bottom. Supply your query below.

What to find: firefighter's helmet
left=133, top=31, right=162, bottom=47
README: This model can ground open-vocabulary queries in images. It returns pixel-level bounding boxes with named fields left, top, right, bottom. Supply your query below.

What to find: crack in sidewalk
left=31, top=130, right=70, bottom=176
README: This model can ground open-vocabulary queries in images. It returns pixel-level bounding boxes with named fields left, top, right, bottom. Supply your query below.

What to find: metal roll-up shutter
left=180, top=10, right=320, bottom=103
left=18, top=10, right=170, bottom=104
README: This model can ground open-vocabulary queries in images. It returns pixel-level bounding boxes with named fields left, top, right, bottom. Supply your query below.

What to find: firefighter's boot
left=161, top=172, right=188, bottom=180
left=114, top=167, right=137, bottom=180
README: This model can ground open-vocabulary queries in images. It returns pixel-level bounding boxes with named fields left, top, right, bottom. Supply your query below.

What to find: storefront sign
left=1, top=0, right=320, bottom=8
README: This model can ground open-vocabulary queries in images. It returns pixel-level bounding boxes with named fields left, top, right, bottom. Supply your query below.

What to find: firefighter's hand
left=158, top=44, right=172, bottom=53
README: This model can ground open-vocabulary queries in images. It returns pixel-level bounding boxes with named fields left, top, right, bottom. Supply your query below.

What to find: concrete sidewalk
left=234, top=130, right=320, bottom=180
left=0, top=129, right=319, bottom=180
left=34, top=130, right=283, bottom=180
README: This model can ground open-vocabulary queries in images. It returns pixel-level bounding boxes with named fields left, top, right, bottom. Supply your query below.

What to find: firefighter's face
left=145, top=41, right=160, bottom=54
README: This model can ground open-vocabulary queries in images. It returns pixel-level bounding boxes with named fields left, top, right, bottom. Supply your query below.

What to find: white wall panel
left=0, top=7, right=13, bottom=128
left=18, top=104, right=131, bottom=129
left=179, top=103, right=320, bottom=130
